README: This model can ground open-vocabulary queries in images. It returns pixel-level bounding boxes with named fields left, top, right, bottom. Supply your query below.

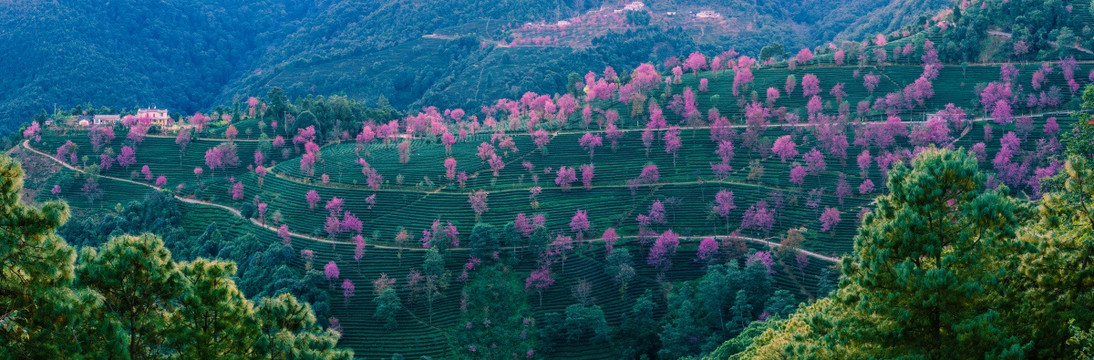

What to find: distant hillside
left=0, top=0, right=950, bottom=136
left=219, top=0, right=954, bottom=112
left=0, top=0, right=326, bottom=133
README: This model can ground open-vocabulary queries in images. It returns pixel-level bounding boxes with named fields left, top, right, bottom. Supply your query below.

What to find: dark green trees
left=0, top=155, right=351, bottom=359
left=723, top=143, right=1094, bottom=359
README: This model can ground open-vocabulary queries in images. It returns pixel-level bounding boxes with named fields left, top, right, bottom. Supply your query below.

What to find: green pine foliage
left=0, top=155, right=352, bottom=359
left=714, top=103, right=1094, bottom=358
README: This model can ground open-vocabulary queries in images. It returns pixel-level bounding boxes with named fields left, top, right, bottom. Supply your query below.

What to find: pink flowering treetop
left=525, top=267, right=555, bottom=305
left=663, top=126, right=683, bottom=166
left=325, top=197, right=344, bottom=216
left=803, top=148, right=827, bottom=175
left=580, top=164, right=595, bottom=190
left=555, top=166, right=577, bottom=191
left=99, top=154, right=115, bottom=171
left=306, top=189, right=320, bottom=209
left=354, top=233, right=367, bottom=260
left=570, top=210, right=590, bottom=239
left=740, top=201, right=775, bottom=235
left=766, top=87, right=780, bottom=105
left=602, top=228, right=618, bottom=254
left=801, top=74, right=821, bottom=97
left=23, top=121, right=40, bottom=142
left=684, top=52, right=707, bottom=76
left=579, top=132, right=603, bottom=159
left=696, top=237, right=719, bottom=264
left=732, top=67, right=754, bottom=97
left=324, top=261, right=340, bottom=287
left=638, top=164, right=660, bottom=185
left=341, top=211, right=363, bottom=234
left=342, top=279, right=355, bottom=304
left=444, top=158, right=457, bottom=180
left=746, top=251, right=775, bottom=275
left=647, top=230, right=680, bottom=273
left=154, top=176, right=167, bottom=188
left=278, top=224, right=291, bottom=245
left=820, top=207, right=841, bottom=233
left=117, top=146, right=137, bottom=169
left=795, top=48, right=814, bottom=64
left=790, top=165, right=807, bottom=186
left=859, top=179, right=875, bottom=194
left=772, top=135, right=798, bottom=162
left=231, top=182, right=244, bottom=200
left=468, top=190, right=489, bottom=218
left=89, top=126, right=115, bottom=151
left=714, top=190, right=736, bottom=218
left=863, top=72, right=880, bottom=93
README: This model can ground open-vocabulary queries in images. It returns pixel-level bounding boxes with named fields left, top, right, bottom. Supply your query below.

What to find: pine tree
left=829, top=148, right=1029, bottom=359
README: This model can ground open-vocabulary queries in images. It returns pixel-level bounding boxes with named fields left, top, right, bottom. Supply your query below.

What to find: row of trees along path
left=21, top=139, right=841, bottom=263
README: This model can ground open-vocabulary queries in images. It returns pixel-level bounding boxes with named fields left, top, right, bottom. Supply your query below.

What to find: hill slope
left=0, top=0, right=949, bottom=135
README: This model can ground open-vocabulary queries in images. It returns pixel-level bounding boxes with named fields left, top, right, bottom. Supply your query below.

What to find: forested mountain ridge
left=0, top=0, right=327, bottom=133
left=0, top=0, right=950, bottom=136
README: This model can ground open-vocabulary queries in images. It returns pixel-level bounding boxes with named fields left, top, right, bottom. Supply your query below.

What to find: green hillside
left=16, top=45, right=1091, bottom=356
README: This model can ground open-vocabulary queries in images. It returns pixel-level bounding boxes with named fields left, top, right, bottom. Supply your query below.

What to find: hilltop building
left=696, top=10, right=721, bottom=19
left=137, top=107, right=171, bottom=128
left=93, top=114, right=120, bottom=126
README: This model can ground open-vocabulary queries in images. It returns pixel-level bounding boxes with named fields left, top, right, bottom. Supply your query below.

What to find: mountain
left=0, top=0, right=950, bottom=135
left=0, top=0, right=327, bottom=132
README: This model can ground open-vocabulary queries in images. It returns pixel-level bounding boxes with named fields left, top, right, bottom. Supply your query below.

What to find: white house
left=137, top=107, right=171, bottom=128
left=93, top=114, right=120, bottom=126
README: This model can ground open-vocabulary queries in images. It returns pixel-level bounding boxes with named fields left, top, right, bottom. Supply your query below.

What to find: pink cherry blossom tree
left=324, top=261, right=340, bottom=289
left=306, top=190, right=321, bottom=209
left=468, top=190, right=489, bottom=220
left=444, top=158, right=457, bottom=180
left=278, top=224, right=291, bottom=245
left=740, top=201, right=775, bottom=236
left=801, top=74, right=821, bottom=97
left=525, top=267, right=555, bottom=306
left=580, top=164, right=595, bottom=190
left=696, top=237, right=719, bottom=265
left=117, top=146, right=137, bottom=169
left=859, top=179, right=875, bottom=194
left=819, top=207, right=841, bottom=233
left=602, top=228, right=618, bottom=254
left=231, top=182, right=244, bottom=200
left=342, top=279, right=355, bottom=306
left=570, top=210, right=589, bottom=240
left=579, top=132, right=603, bottom=160
left=555, top=166, right=577, bottom=191
left=863, top=72, right=880, bottom=94
left=785, top=74, right=797, bottom=96
left=647, top=230, right=680, bottom=275
left=684, top=52, right=707, bottom=76
left=790, top=165, right=807, bottom=186
left=772, top=135, right=798, bottom=162
left=663, top=126, right=682, bottom=167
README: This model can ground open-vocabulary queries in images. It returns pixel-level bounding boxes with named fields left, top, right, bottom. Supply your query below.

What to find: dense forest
left=0, top=0, right=948, bottom=136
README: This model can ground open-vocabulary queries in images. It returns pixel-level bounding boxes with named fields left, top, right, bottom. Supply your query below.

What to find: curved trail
left=21, top=140, right=843, bottom=262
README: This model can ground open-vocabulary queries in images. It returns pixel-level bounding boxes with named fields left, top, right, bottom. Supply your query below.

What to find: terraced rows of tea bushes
left=22, top=58, right=1087, bottom=359
left=166, top=199, right=837, bottom=360
left=32, top=134, right=260, bottom=190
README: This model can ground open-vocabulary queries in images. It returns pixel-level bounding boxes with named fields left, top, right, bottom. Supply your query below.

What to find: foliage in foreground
left=0, top=155, right=352, bottom=359
left=713, top=118, right=1094, bottom=358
